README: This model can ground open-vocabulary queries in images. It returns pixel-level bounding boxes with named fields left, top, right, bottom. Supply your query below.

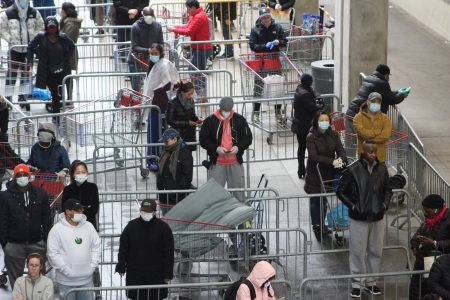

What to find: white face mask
left=74, top=174, right=88, bottom=184
left=144, top=15, right=154, bottom=25
left=71, top=213, right=83, bottom=223
left=140, top=211, right=153, bottom=222
left=16, top=177, right=29, bottom=187
left=221, top=111, right=231, bottom=119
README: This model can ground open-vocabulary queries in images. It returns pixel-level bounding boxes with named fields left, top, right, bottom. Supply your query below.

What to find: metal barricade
left=0, top=58, right=33, bottom=100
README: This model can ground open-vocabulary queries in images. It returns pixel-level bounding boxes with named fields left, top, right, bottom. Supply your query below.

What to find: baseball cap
left=140, top=199, right=157, bottom=212
left=14, top=164, right=31, bottom=176
left=259, top=7, right=271, bottom=18
left=63, top=199, right=84, bottom=211
left=368, top=92, right=382, bottom=102
left=159, top=128, right=180, bottom=143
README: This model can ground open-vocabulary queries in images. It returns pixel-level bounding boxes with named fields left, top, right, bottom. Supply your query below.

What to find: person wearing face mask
left=353, top=92, right=392, bottom=164
left=304, top=110, right=346, bottom=241
left=27, top=124, right=70, bottom=176
left=0, top=164, right=51, bottom=289
left=199, top=97, right=253, bottom=202
left=128, top=7, right=163, bottom=92
left=115, top=199, right=174, bottom=300
left=143, top=43, right=180, bottom=164
left=236, top=260, right=281, bottom=300
left=345, top=64, right=410, bottom=139
left=249, top=7, right=288, bottom=124
left=409, top=194, right=450, bottom=299
left=166, top=80, right=203, bottom=152
left=0, top=0, right=44, bottom=106
left=27, top=16, right=75, bottom=117
left=156, top=128, right=193, bottom=215
left=47, top=198, right=101, bottom=300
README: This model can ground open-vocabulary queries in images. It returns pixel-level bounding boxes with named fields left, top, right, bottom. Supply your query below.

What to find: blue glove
left=398, top=87, right=411, bottom=97
left=265, top=41, right=275, bottom=50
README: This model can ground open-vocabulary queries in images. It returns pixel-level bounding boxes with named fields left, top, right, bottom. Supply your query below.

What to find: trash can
left=311, top=60, right=334, bottom=112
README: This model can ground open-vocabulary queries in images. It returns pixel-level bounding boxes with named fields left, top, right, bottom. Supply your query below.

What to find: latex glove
left=275, top=3, right=282, bottom=10
left=398, top=87, right=411, bottom=97
left=332, top=157, right=343, bottom=169
left=216, top=147, right=228, bottom=156
left=55, top=170, right=66, bottom=178
left=230, top=146, right=239, bottom=155
left=265, top=41, right=275, bottom=50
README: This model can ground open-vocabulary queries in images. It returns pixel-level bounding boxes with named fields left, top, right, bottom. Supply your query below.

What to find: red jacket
left=173, top=7, right=212, bottom=50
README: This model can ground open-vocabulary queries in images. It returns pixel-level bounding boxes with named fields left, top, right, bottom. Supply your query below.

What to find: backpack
left=223, top=277, right=256, bottom=300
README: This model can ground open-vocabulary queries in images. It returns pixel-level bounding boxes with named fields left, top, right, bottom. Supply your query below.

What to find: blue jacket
left=27, top=141, right=70, bottom=173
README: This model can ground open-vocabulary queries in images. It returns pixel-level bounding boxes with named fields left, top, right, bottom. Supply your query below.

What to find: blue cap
left=159, top=128, right=180, bottom=143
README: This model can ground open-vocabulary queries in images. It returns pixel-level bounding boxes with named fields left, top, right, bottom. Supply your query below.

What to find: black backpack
left=223, top=277, right=256, bottom=300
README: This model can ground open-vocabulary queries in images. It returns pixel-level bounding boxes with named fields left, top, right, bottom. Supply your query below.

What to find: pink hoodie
left=236, top=261, right=277, bottom=300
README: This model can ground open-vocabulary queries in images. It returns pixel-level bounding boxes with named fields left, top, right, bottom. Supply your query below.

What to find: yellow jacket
left=353, top=103, right=392, bottom=163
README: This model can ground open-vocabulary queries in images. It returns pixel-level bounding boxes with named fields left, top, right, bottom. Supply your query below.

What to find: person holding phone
left=409, top=194, right=450, bottom=299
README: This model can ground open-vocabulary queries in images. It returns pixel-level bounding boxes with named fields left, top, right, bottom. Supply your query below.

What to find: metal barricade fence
left=92, top=227, right=304, bottom=298
left=62, top=280, right=294, bottom=300
left=299, top=270, right=427, bottom=300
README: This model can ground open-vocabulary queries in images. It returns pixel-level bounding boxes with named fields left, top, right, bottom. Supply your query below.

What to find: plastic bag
left=327, top=202, right=349, bottom=229
left=33, top=87, right=51, bottom=100
left=263, top=74, right=284, bottom=100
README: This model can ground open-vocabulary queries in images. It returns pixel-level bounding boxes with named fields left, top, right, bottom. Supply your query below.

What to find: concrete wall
left=335, top=0, right=389, bottom=109
left=390, top=0, right=450, bottom=42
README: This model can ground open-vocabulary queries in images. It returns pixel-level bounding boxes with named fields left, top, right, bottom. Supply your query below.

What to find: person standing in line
left=113, top=0, right=148, bottom=45
left=128, top=6, right=163, bottom=92
left=167, top=0, right=212, bottom=103
left=0, top=164, right=51, bottom=289
left=27, top=16, right=75, bottom=117
left=336, top=140, right=392, bottom=298
left=199, top=97, right=253, bottom=201
left=214, top=0, right=236, bottom=60
left=115, top=199, right=174, bottom=300
left=12, top=253, right=54, bottom=300
left=156, top=128, right=193, bottom=215
left=248, top=7, right=287, bottom=124
left=59, top=2, right=83, bottom=103
left=166, top=81, right=203, bottom=152
left=291, top=73, right=323, bottom=179
left=0, top=0, right=44, bottom=104
left=47, top=198, right=101, bottom=300
left=353, top=92, right=392, bottom=164
left=304, top=110, right=346, bottom=241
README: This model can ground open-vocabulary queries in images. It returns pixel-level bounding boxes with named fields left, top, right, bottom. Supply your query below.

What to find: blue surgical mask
left=318, top=121, right=330, bottom=131
left=150, top=55, right=160, bottom=63
left=19, top=0, right=29, bottom=8
left=369, top=103, right=381, bottom=113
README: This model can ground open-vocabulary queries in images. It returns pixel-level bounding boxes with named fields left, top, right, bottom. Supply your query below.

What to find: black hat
left=63, top=198, right=83, bottom=211
left=422, top=194, right=445, bottom=209
left=375, top=64, right=390, bottom=75
left=141, top=199, right=157, bottom=212
left=301, top=73, right=313, bottom=87
left=158, top=128, right=180, bottom=143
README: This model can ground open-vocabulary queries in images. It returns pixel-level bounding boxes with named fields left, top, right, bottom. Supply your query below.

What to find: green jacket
left=60, top=17, right=83, bottom=71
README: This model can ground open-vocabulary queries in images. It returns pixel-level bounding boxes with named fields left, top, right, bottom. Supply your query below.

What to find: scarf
left=178, top=94, right=195, bottom=110
left=158, top=138, right=183, bottom=181
left=425, top=204, right=447, bottom=231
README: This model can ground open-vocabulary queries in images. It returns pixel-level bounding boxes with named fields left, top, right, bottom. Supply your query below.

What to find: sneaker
left=350, top=288, right=361, bottom=298
left=218, top=53, right=234, bottom=60
left=252, top=112, right=260, bottom=124
left=365, top=285, right=381, bottom=295
left=275, top=113, right=286, bottom=124
left=313, top=225, right=321, bottom=241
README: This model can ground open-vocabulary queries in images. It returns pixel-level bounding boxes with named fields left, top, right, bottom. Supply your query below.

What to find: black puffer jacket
left=291, top=84, right=321, bottom=135
left=166, top=95, right=199, bottom=149
left=346, top=71, right=405, bottom=117
left=113, top=0, right=148, bottom=25
left=62, top=181, right=99, bottom=230
left=304, top=127, right=346, bottom=194
left=249, top=19, right=287, bottom=53
left=428, top=254, right=450, bottom=300
left=336, top=158, right=392, bottom=222
left=27, top=30, right=75, bottom=89
left=199, top=111, right=252, bottom=165
left=0, top=180, right=52, bottom=248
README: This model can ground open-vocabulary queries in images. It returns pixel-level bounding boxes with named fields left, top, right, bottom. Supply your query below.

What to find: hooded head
left=44, top=16, right=60, bottom=35
left=247, top=261, right=276, bottom=291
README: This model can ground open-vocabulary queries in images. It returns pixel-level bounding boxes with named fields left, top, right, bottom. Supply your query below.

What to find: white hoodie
left=47, top=213, right=101, bottom=286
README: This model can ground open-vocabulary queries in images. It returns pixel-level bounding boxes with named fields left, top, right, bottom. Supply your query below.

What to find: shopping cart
left=63, top=88, right=152, bottom=176
left=0, top=58, right=33, bottom=111
left=238, top=52, right=301, bottom=144
left=113, top=46, right=130, bottom=73
left=285, top=27, right=326, bottom=70
left=30, top=173, right=66, bottom=216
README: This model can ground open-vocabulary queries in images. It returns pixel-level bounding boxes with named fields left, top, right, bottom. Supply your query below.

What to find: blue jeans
left=58, top=279, right=94, bottom=300
left=189, top=49, right=211, bottom=94
left=310, top=196, right=328, bottom=226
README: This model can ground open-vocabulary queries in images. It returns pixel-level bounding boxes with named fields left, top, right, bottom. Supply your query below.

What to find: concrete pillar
left=334, top=0, right=389, bottom=110
left=293, top=0, right=318, bottom=26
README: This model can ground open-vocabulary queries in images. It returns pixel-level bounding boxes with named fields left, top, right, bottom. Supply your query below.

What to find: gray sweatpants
left=349, top=217, right=385, bottom=289
left=208, top=163, right=245, bottom=201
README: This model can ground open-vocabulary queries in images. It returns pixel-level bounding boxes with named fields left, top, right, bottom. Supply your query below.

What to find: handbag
left=50, top=62, right=65, bottom=74
left=423, top=240, right=445, bottom=278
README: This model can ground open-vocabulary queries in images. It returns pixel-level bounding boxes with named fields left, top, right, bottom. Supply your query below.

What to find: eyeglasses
left=28, top=264, right=41, bottom=268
